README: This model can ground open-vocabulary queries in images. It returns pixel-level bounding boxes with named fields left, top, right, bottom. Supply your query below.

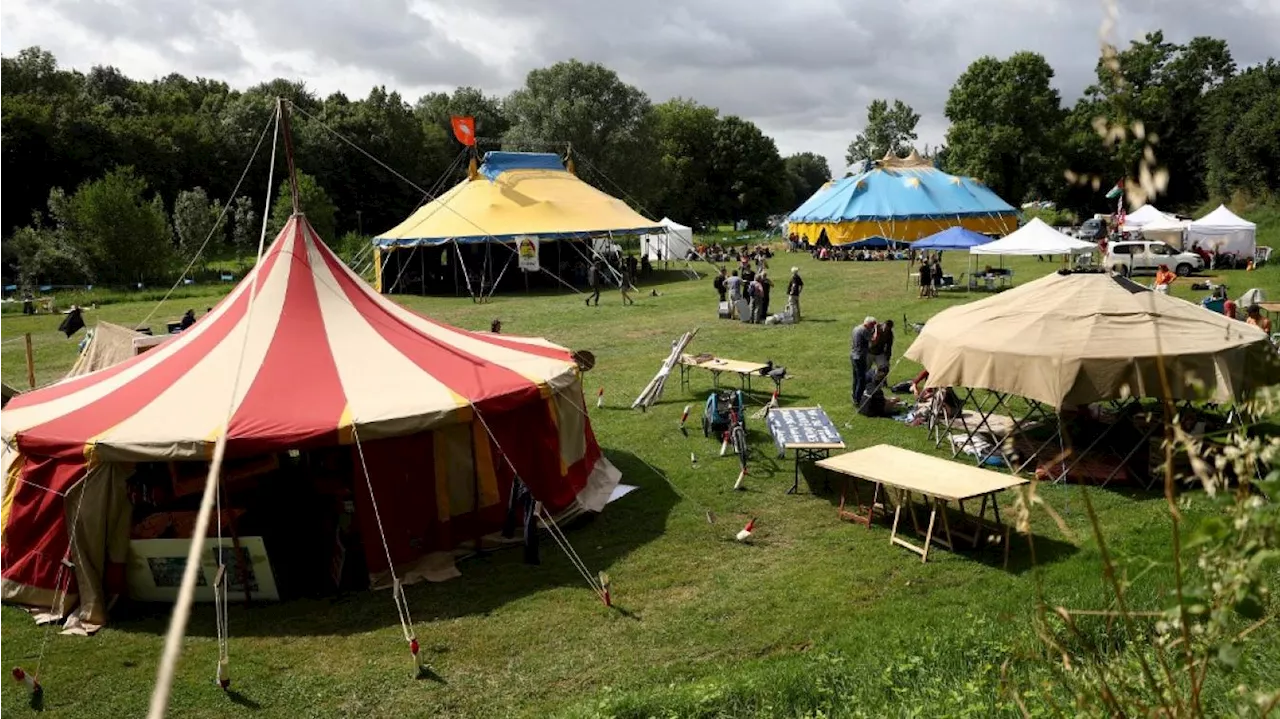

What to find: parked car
left=1076, top=217, right=1108, bottom=241
left=1106, top=240, right=1203, bottom=276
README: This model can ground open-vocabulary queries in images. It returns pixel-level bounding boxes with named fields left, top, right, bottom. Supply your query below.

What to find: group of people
left=917, top=253, right=946, bottom=297
left=812, top=246, right=907, bottom=262
left=696, top=243, right=774, bottom=266
left=713, top=266, right=804, bottom=324
left=583, top=256, right=637, bottom=307
left=849, top=316, right=896, bottom=414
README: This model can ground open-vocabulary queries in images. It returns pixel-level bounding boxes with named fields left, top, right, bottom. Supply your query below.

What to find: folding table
left=817, top=444, right=1027, bottom=564
left=679, top=355, right=768, bottom=392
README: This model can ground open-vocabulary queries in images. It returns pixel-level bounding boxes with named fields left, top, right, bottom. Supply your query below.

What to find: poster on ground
left=517, top=236, right=539, bottom=272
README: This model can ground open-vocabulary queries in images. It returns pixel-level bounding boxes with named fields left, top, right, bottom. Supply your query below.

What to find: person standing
left=620, top=260, right=636, bottom=306
left=869, top=319, right=894, bottom=370
left=586, top=260, right=602, bottom=306
left=758, top=270, right=773, bottom=322
left=786, top=267, right=803, bottom=320
left=851, top=316, right=875, bottom=406
left=930, top=255, right=943, bottom=296
left=918, top=258, right=932, bottom=298
left=714, top=268, right=727, bottom=303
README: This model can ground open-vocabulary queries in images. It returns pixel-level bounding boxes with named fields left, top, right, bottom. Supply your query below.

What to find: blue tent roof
left=787, top=166, right=1016, bottom=222
left=912, top=226, right=994, bottom=251
left=838, top=236, right=910, bottom=249
left=479, top=151, right=565, bottom=181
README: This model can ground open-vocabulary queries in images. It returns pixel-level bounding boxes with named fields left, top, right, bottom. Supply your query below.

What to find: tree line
left=3, top=33, right=1276, bottom=289
left=847, top=32, right=1277, bottom=213
left=0, top=50, right=826, bottom=289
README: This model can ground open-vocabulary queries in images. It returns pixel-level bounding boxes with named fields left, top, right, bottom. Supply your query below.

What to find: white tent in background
left=1137, top=214, right=1193, bottom=249
left=1122, top=204, right=1174, bottom=231
left=641, top=217, right=695, bottom=262
left=1188, top=205, right=1256, bottom=257
left=971, top=218, right=1096, bottom=256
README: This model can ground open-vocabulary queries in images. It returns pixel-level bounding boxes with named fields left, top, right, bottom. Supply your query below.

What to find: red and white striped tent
left=1, top=215, right=619, bottom=628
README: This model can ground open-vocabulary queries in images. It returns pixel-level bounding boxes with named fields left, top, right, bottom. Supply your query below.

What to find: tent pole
left=419, top=244, right=425, bottom=295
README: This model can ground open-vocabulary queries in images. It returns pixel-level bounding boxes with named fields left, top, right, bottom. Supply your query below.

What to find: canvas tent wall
left=1188, top=205, right=1256, bottom=258
left=66, top=322, right=146, bottom=378
left=641, top=218, right=694, bottom=262
left=372, top=152, right=663, bottom=294
left=1, top=214, right=620, bottom=630
left=1136, top=215, right=1192, bottom=249
left=787, top=149, right=1018, bottom=245
left=905, top=272, right=1280, bottom=408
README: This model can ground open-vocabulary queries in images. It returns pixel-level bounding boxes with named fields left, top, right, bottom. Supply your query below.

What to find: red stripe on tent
left=226, top=221, right=347, bottom=454
left=0, top=456, right=88, bottom=589
left=317, top=239, right=571, bottom=362
left=16, top=247, right=288, bottom=459
left=315, top=236, right=540, bottom=410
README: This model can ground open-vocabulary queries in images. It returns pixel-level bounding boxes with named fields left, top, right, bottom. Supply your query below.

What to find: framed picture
left=127, top=537, right=279, bottom=602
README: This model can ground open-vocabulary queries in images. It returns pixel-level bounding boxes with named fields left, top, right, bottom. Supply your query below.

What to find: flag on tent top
left=1105, top=179, right=1123, bottom=200
left=451, top=116, right=476, bottom=146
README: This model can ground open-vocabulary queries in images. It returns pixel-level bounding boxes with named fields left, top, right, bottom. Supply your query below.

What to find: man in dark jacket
left=786, top=267, right=803, bottom=320
left=868, top=319, right=894, bottom=370
left=850, top=316, right=876, bottom=406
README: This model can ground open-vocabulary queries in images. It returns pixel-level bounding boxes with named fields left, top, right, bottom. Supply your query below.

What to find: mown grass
left=2, top=250, right=1278, bottom=718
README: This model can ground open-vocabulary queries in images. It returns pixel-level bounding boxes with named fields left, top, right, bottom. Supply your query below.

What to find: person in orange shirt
left=1153, top=264, right=1176, bottom=293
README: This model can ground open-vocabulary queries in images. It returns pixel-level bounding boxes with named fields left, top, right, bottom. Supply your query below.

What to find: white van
left=1106, top=240, right=1203, bottom=276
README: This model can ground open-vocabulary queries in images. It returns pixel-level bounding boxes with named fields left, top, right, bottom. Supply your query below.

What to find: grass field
left=3, top=250, right=1279, bottom=718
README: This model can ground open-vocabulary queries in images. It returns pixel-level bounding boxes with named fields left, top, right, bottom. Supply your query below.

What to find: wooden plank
left=817, top=444, right=1027, bottom=502
left=24, top=333, right=35, bottom=389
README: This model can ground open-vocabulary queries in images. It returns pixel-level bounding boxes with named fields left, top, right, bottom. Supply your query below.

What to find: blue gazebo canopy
left=913, top=226, right=993, bottom=251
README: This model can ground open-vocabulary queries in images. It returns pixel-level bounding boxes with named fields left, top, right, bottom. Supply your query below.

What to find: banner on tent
left=517, top=236, right=539, bottom=272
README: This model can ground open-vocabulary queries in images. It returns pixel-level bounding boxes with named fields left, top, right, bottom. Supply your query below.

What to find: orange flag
left=450, top=116, right=476, bottom=146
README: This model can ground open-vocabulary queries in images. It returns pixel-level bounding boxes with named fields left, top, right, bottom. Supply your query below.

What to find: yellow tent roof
left=375, top=152, right=662, bottom=247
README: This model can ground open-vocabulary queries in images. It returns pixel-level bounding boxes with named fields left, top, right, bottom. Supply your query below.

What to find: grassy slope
left=2, top=252, right=1279, bottom=718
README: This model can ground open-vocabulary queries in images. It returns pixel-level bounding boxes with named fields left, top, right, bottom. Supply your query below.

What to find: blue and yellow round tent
left=374, top=152, right=662, bottom=292
left=788, top=150, right=1018, bottom=245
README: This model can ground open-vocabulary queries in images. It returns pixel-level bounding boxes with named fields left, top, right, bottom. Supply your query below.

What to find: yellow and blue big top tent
left=374, top=152, right=662, bottom=292
left=788, top=150, right=1018, bottom=245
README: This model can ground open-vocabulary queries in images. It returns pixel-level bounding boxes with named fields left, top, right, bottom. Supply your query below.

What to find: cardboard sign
left=766, top=407, right=845, bottom=455
left=517, top=236, right=539, bottom=272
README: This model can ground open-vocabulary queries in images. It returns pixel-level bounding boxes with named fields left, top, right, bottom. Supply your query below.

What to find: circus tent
left=373, top=151, right=663, bottom=294
left=1, top=214, right=619, bottom=629
left=787, top=150, right=1018, bottom=245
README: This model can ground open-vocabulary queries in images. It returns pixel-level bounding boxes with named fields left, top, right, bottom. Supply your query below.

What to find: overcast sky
left=3, top=0, right=1277, bottom=175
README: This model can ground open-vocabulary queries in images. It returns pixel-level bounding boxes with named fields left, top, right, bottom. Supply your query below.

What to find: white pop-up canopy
left=1188, top=205, right=1256, bottom=257
left=1121, top=204, right=1173, bottom=231
left=971, top=218, right=1096, bottom=256
left=1138, top=214, right=1193, bottom=248
left=641, top=217, right=695, bottom=261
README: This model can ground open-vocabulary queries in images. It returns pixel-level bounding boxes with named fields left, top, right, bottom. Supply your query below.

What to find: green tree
left=503, top=60, right=661, bottom=209
left=845, top=99, right=920, bottom=165
left=784, top=152, right=831, bottom=205
left=58, top=167, right=174, bottom=284
left=3, top=213, right=91, bottom=291
left=1079, top=32, right=1236, bottom=206
left=173, top=187, right=224, bottom=255
left=944, top=52, right=1065, bottom=204
left=269, top=171, right=337, bottom=244
left=711, top=116, right=790, bottom=227
left=652, top=98, right=721, bottom=227
left=1203, top=60, right=1280, bottom=199
left=230, top=195, right=260, bottom=255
